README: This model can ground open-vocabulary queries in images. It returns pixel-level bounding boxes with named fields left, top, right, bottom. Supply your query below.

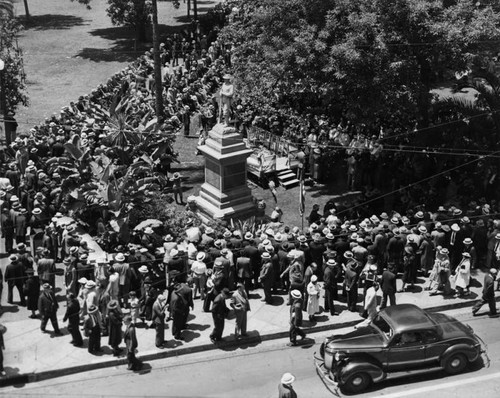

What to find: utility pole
left=151, top=0, right=164, bottom=124
left=0, top=58, right=6, bottom=145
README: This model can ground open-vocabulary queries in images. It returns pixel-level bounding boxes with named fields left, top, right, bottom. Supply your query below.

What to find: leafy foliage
left=0, top=11, right=28, bottom=113
left=106, top=0, right=152, bottom=42
left=223, top=0, right=500, bottom=125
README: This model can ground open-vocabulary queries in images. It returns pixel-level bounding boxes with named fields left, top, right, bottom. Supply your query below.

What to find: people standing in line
left=210, top=287, right=231, bottom=343
left=230, top=282, right=250, bottom=339
left=123, top=315, right=142, bottom=371
left=38, top=283, right=61, bottom=335
left=288, top=290, right=305, bottom=346
left=63, top=293, right=83, bottom=347
left=472, top=268, right=497, bottom=316
left=278, top=373, right=298, bottom=398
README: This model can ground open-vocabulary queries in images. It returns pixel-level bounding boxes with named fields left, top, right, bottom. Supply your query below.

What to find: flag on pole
left=299, top=178, right=305, bottom=216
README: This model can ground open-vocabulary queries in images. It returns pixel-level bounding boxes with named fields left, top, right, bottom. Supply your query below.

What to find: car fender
left=339, top=360, right=385, bottom=385
left=440, top=343, right=479, bottom=365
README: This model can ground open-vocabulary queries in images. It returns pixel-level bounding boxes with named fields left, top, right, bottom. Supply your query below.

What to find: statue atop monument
left=219, top=74, right=234, bottom=126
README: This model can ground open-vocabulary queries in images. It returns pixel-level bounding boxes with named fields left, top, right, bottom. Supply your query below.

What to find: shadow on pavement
left=185, top=322, right=210, bottom=332
left=0, top=305, right=20, bottom=315
left=0, top=368, right=26, bottom=388
left=20, top=14, right=89, bottom=30
left=181, top=330, right=200, bottom=342
left=217, top=331, right=262, bottom=352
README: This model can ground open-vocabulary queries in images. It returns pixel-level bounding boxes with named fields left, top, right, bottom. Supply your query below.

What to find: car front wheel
left=443, top=353, right=467, bottom=375
left=343, top=372, right=371, bottom=394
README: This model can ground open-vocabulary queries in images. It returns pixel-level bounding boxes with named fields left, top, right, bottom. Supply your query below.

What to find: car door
left=386, top=331, right=426, bottom=371
left=423, top=329, right=449, bottom=365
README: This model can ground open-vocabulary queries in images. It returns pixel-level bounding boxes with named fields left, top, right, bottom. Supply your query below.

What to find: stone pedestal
left=195, top=123, right=255, bottom=221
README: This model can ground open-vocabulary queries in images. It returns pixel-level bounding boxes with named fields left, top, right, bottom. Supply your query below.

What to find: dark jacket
left=381, top=269, right=397, bottom=294
left=38, top=290, right=59, bottom=316
left=211, top=292, right=228, bottom=318
left=63, top=298, right=81, bottom=324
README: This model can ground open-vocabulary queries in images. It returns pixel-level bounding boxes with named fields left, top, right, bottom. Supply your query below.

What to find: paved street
left=0, top=308, right=497, bottom=398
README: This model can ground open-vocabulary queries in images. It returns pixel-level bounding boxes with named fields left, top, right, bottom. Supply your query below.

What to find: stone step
left=280, top=178, right=300, bottom=189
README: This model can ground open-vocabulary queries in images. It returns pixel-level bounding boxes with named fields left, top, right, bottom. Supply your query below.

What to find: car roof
left=380, top=304, right=436, bottom=334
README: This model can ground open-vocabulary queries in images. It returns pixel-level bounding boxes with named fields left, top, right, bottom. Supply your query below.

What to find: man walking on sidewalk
left=38, top=283, right=61, bottom=335
left=472, top=268, right=497, bottom=316
left=380, top=263, right=397, bottom=309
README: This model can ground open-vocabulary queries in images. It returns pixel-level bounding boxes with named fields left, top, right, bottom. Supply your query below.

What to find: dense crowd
left=1, top=0, right=499, bottom=375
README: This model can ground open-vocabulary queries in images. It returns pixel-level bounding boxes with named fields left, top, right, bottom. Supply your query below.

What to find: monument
left=195, top=122, right=256, bottom=221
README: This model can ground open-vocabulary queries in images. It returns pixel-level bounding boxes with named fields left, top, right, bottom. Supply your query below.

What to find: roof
left=381, top=304, right=436, bottom=334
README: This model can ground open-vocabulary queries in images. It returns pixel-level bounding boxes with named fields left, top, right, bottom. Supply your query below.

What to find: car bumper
left=314, top=352, right=340, bottom=396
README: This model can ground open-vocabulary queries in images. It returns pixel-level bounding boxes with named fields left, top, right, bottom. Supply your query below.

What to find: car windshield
left=371, top=314, right=393, bottom=340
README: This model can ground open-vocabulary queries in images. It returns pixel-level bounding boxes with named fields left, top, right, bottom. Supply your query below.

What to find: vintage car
left=314, top=304, right=487, bottom=394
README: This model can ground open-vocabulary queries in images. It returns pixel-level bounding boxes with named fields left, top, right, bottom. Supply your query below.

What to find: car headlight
left=334, top=351, right=347, bottom=361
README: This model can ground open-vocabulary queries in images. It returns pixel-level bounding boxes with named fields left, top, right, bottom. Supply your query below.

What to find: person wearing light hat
left=279, top=372, right=297, bottom=397
left=462, top=237, right=477, bottom=269
left=4, top=254, right=26, bottom=306
left=84, top=304, right=103, bottom=354
left=323, top=259, right=340, bottom=316
left=200, top=227, right=215, bottom=247
left=289, top=290, right=306, bottom=346
left=151, top=294, right=168, bottom=348
left=191, top=252, right=208, bottom=300
left=472, top=268, right=498, bottom=316
left=38, top=283, right=62, bottom=335
left=306, top=274, right=320, bottom=321
left=259, top=251, right=275, bottom=304
left=112, top=252, right=131, bottom=306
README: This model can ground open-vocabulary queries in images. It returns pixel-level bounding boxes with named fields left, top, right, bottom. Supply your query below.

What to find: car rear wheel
left=343, top=372, right=371, bottom=394
left=443, top=353, right=467, bottom=375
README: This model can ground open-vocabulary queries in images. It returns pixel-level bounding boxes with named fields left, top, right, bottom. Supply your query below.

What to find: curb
left=1, top=296, right=497, bottom=388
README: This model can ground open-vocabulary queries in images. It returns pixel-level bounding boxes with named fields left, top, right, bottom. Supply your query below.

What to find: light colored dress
left=455, top=259, right=471, bottom=290
left=306, top=281, right=320, bottom=316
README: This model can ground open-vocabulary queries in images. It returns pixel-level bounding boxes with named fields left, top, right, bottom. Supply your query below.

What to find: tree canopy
left=222, top=0, right=500, bottom=126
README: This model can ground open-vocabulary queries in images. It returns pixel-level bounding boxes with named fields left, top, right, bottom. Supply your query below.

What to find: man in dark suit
left=63, top=293, right=83, bottom=346
left=242, top=238, right=260, bottom=289
left=4, top=255, right=26, bottom=305
left=472, top=268, right=497, bottom=316
left=210, top=288, right=231, bottom=343
left=380, top=263, right=397, bottom=309
left=169, top=280, right=193, bottom=340
left=344, top=262, right=358, bottom=312
left=323, top=259, right=340, bottom=315
left=123, top=315, right=142, bottom=371
left=38, top=283, right=61, bottom=335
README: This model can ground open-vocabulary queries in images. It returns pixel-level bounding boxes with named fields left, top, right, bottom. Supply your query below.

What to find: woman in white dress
left=454, top=252, right=471, bottom=297
left=306, top=275, right=321, bottom=321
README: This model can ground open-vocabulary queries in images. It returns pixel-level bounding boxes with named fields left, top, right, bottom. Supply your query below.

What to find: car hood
left=326, top=326, right=385, bottom=351
left=427, top=312, right=477, bottom=341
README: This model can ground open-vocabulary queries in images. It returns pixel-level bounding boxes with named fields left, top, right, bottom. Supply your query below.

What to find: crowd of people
left=0, top=0, right=499, bottom=376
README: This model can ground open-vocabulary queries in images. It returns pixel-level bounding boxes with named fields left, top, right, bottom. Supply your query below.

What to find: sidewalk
left=0, top=269, right=496, bottom=387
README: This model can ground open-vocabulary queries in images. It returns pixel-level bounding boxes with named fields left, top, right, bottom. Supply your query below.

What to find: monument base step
left=195, top=196, right=256, bottom=222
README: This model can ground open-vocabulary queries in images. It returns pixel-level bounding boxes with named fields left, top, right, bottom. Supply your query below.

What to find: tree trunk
left=23, top=0, right=30, bottom=20
left=151, top=0, right=164, bottom=123
left=187, top=0, right=191, bottom=18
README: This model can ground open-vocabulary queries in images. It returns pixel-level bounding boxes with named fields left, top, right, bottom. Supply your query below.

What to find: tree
left=106, top=0, right=153, bottom=43
left=0, top=9, right=28, bottom=113
left=223, top=0, right=500, bottom=126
